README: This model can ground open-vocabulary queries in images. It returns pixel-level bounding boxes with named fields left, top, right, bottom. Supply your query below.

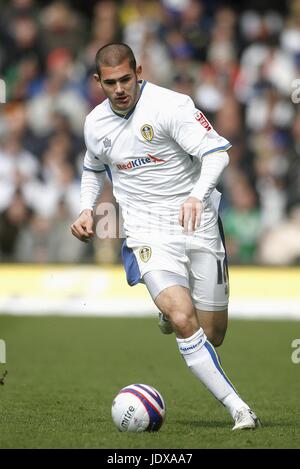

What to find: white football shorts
left=121, top=219, right=229, bottom=311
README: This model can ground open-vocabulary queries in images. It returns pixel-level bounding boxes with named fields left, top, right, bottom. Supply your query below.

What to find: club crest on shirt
left=139, top=246, right=152, bottom=262
left=141, top=124, right=154, bottom=142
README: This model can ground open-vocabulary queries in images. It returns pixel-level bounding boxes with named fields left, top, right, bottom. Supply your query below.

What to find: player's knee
left=160, top=296, right=193, bottom=324
left=165, top=308, right=197, bottom=335
left=170, top=311, right=191, bottom=330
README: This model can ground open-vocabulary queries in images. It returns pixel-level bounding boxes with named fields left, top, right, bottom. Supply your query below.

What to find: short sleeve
left=82, top=117, right=106, bottom=173
left=164, top=95, right=231, bottom=159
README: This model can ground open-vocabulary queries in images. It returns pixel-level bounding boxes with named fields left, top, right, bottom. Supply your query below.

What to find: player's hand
left=179, top=196, right=203, bottom=232
left=71, top=209, right=94, bottom=243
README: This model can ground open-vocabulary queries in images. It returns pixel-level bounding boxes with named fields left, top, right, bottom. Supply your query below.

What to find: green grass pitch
left=0, top=315, right=299, bottom=449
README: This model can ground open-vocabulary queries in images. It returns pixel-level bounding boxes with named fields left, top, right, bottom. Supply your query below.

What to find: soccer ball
left=111, top=383, right=166, bottom=432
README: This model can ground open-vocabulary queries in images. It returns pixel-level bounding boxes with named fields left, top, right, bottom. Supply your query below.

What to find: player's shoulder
left=83, top=100, right=111, bottom=150
left=145, top=82, right=193, bottom=109
left=85, top=99, right=110, bottom=129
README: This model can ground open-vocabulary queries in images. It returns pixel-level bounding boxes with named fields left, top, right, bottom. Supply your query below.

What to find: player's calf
left=204, top=329, right=225, bottom=347
left=196, top=309, right=228, bottom=348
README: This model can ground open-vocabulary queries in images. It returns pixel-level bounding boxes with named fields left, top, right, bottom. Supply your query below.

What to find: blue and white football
left=111, top=383, right=166, bottom=432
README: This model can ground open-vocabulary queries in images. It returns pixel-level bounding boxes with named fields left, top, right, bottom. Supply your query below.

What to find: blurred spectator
left=251, top=127, right=288, bottom=229
left=259, top=204, right=300, bottom=264
left=39, top=1, right=87, bottom=55
left=1, top=102, right=46, bottom=157
left=15, top=200, right=88, bottom=263
left=195, top=67, right=224, bottom=114
left=286, top=112, right=300, bottom=209
left=81, top=1, right=121, bottom=74
left=0, top=132, right=39, bottom=212
left=172, top=72, right=195, bottom=96
left=26, top=47, right=88, bottom=136
left=0, top=191, right=32, bottom=261
left=222, top=175, right=262, bottom=264
left=1, top=12, right=43, bottom=76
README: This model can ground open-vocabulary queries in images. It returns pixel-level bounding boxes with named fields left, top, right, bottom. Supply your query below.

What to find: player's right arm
left=71, top=208, right=95, bottom=243
left=71, top=167, right=106, bottom=242
left=71, top=116, right=106, bottom=243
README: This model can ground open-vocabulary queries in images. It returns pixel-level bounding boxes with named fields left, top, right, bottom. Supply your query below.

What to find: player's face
left=95, top=59, right=142, bottom=112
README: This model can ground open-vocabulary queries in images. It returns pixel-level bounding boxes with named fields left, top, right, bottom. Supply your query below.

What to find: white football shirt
left=83, top=81, right=231, bottom=235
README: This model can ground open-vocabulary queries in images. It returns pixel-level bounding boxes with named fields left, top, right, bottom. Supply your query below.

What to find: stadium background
left=0, top=0, right=300, bottom=450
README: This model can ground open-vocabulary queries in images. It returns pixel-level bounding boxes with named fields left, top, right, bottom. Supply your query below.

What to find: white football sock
left=176, top=328, right=249, bottom=419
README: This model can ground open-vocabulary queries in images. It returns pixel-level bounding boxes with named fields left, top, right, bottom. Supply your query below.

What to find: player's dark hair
left=95, top=43, right=137, bottom=77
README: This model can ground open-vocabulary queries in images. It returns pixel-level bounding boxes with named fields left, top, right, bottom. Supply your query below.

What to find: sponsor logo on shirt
left=194, top=111, right=212, bottom=131
left=116, top=154, right=165, bottom=170
left=141, top=124, right=154, bottom=141
left=103, top=137, right=112, bottom=148
left=139, top=246, right=152, bottom=262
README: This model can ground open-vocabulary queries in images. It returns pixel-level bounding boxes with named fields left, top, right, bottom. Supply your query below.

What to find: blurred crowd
left=0, top=0, right=300, bottom=265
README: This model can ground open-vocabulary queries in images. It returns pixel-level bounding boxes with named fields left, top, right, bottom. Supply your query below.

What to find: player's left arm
left=163, top=95, right=230, bottom=232
left=179, top=150, right=229, bottom=232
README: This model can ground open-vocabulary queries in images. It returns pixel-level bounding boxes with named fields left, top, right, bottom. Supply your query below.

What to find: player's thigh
left=154, top=283, right=194, bottom=317
left=188, top=220, right=229, bottom=314
left=189, top=249, right=229, bottom=310
left=143, top=271, right=196, bottom=321
left=196, top=308, right=228, bottom=346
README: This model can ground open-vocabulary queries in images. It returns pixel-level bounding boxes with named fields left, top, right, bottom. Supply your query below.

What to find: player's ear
left=93, top=73, right=101, bottom=85
left=136, top=64, right=142, bottom=79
